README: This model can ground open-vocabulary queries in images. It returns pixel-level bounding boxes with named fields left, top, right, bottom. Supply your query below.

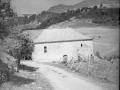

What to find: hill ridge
left=48, top=0, right=119, bottom=13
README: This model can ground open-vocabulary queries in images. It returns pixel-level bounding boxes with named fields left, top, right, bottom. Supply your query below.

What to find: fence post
left=68, top=58, right=72, bottom=67
left=59, top=57, right=61, bottom=63
left=104, top=56, right=114, bottom=80
left=70, top=58, right=75, bottom=69
left=88, top=55, right=91, bottom=75
left=75, top=61, right=81, bottom=71
left=75, top=56, right=82, bottom=71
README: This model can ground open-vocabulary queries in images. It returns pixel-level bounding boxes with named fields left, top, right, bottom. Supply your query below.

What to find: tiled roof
left=23, top=29, right=43, bottom=40
left=34, top=28, right=92, bottom=43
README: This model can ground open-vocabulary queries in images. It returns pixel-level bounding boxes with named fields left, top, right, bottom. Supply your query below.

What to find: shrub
left=0, top=59, right=10, bottom=84
left=95, top=51, right=102, bottom=59
left=0, top=51, right=17, bottom=84
left=2, top=30, right=34, bottom=72
left=105, top=55, right=120, bottom=61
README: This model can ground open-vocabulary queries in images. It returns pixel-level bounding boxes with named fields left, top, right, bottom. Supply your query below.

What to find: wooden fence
left=62, top=55, right=119, bottom=83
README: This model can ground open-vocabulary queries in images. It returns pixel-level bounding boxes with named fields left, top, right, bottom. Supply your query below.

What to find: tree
left=0, top=0, right=34, bottom=73
left=100, top=4, right=103, bottom=8
left=28, top=14, right=36, bottom=23
left=93, top=5, right=98, bottom=10
left=3, top=30, right=34, bottom=72
left=76, top=8, right=81, bottom=14
left=0, top=0, right=17, bottom=82
left=0, top=0, right=15, bottom=39
left=0, top=0, right=14, bottom=20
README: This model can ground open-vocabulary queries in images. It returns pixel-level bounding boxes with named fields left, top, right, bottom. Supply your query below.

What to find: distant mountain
left=48, top=0, right=119, bottom=13
left=48, top=4, right=74, bottom=13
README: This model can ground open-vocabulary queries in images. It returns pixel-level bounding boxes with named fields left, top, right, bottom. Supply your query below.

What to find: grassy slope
left=48, top=19, right=119, bottom=57
left=20, top=18, right=119, bottom=58
left=76, top=27, right=119, bottom=56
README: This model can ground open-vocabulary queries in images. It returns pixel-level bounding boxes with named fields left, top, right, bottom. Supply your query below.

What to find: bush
left=2, top=30, right=34, bottom=72
left=82, top=8, right=119, bottom=26
left=0, top=59, right=10, bottom=84
left=105, top=55, right=120, bottom=61
left=95, top=51, right=102, bottom=59
left=0, top=51, right=17, bottom=84
left=0, top=0, right=34, bottom=84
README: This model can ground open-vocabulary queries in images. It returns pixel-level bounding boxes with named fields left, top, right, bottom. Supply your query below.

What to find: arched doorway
left=63, top=55, right=68, bottom=64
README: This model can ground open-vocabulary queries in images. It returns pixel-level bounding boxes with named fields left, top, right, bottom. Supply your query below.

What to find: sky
left=11, top=0, right=84, bottom=14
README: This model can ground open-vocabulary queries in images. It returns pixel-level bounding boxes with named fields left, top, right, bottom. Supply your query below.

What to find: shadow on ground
left=19, top=64, right=38, bottom=72
left=10, top=75, right=35, bottom=86
left=8, top=64, right=38, bottom=86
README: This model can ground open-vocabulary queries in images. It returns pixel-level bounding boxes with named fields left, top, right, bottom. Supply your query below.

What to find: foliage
left=0, top=51, right=17, bottom=84
left=5, top=4, right=119, bottom=30
left=0, top=0, right=15, bottom=20
left=103, top=54, right=120, bottom=61
left=76, top=8, right=119, bottom=26
left=0, top=14, right=37, bottom=30
left=0, top=29, right=34, bottom=81
left=37, top=10, right=77, bottom=29
left=0, top=60, right=10, bottom=84
left=0, top=0, right=34, bottom=84
left=36, top=11, right=58, bottom=23
left=4, top=14, right=37, bottom=27
left=19, top=5, right=119, bottom=30
left=20, top=14, right=37, bottom=24
left=3, top=29, right=34, bottom=62
left=95, top=51, right=102, bottom=59
left=35, top=5, right=119, bottom=29
left=0, top=0, right=14, bottom=39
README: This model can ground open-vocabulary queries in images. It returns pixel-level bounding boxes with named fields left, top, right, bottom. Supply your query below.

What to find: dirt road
left=21, top=61, right=118, bottom=90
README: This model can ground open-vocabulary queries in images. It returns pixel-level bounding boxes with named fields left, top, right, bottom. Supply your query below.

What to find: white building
left=32, top=28, right=93, bottom=62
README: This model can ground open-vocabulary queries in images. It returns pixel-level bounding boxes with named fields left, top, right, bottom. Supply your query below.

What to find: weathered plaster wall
left=32, top=41, right=93, bottom=62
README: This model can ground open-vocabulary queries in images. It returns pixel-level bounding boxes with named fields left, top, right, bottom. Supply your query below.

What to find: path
left=21, top=61, right=117, bottom=90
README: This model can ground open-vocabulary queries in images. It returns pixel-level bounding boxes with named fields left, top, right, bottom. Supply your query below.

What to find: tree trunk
left=16, top=59, right=20, bottom=72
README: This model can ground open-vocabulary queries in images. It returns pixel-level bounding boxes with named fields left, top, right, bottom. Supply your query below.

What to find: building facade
left=32, top=28, right=93, bottom=62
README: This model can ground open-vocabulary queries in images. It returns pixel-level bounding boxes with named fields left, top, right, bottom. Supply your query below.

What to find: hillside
left=36, top=11, right=58, bottom=22
left=74, top=0, right=119, bottom=8
left=48, top=0, right=119, bottom=13
left=24, top=19, right=119, bottom=60
left=48, top=4, right=74, bottom=13
left=37, top=7, right=119, bottom=29
left=21, top=8, right=119, bottom=58
left=48, top=19, right=119, bottom=58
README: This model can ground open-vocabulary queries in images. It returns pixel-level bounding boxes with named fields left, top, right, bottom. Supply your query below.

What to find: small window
left=44, top=46, right=47, bottom=53
left=81, top=44, right=83, bottom=47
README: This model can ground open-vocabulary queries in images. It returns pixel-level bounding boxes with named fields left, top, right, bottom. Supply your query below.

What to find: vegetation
left=35, top=5, right=119, bottom=29
left=3, top=14, right=37, bottom=27
left=95, top=51, right=120, bottom=61
left=79, top=7, right=119, bottom=26
left=37, top=9, right=81, bottom=29
left=2, top=4, right=118, bottom=31
left=0, top=0, right=34, bottom=84
left=36, top=11, right=58, bottom=22
left=14, top=4, right=119, bottom=30
left=2, top=30, right=34, bottom=70
left=0, top=60, right=10, bottom=84
left=95, top=51, right=102, bottom=59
